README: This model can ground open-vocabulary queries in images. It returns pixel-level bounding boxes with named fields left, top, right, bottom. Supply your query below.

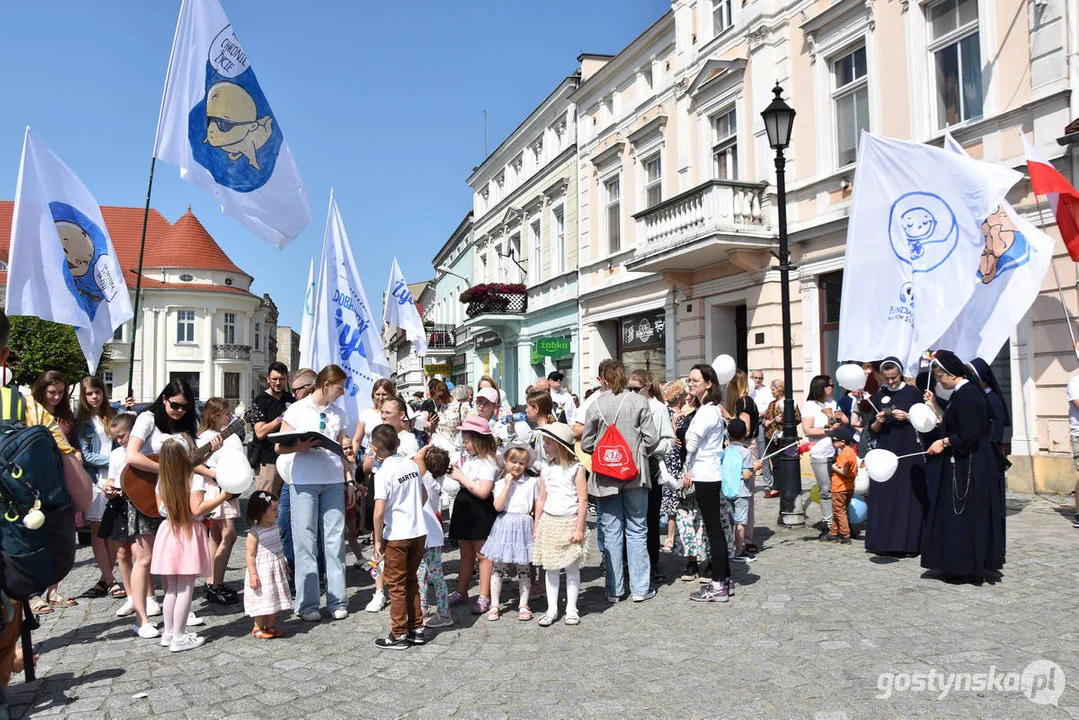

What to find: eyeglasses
left=206, top=116, right=254, bottom=133
left=319, top=412, right=327, bottom=431
left=627, top=385, right=643, bottom=392
left=167, top=400, right=190, bottom=412
left=292, top=383, right=312, bottom=394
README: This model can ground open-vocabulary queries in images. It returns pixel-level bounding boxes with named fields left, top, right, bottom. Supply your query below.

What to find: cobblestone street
left=9, top=486, right=1079, bottom=719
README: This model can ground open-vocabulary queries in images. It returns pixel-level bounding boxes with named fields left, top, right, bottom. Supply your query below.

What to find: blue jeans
left=759, top=425, right=773, bottom=489
left=597, top=487, right=650, bottom=598
left=291, top=482, right=346, bottom=615
left=279, top=480, right=294, bottom=569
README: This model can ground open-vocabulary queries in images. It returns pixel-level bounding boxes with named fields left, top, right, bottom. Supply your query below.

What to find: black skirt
left=449, top=487, right=497, bottom=541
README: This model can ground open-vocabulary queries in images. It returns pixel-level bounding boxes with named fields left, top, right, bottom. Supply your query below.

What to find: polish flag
left=1023, top=134, right=1079, bottom=261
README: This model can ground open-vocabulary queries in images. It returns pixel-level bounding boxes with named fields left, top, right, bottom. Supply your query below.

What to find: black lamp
left=762, top=83, right=796, bottom=150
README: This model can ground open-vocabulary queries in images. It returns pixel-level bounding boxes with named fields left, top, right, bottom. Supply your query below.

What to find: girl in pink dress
left=150, top=436, right=229, bottom=652
left=244, top=491, right=292, bottom=639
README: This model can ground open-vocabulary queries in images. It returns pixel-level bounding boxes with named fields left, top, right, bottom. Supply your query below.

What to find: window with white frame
left=529, top=219, right=542, bottom=284
left=713, top=0, right=732, bottom=36
left=176, top=310, right=195, bottom=343
left=223, top=312, right=236, bottom=344
left=480, top=252, right=488, bottom=283
left=509, top=233, right=522, bottom=283
left=644, top=155, right=662, bottom=208
left=552, top=205, right=566, bottom=276
left=712, top=108, right=738, bottom=180
left=605, top=176, right=621, bottom=254
left=833, top=46, right=869, bottom=167
left=254, top=321, right=261, bottom=351
left=928, top=0, right=982, bottom=129
left=100, top=370, right=114, bottom=398
left=112, top=323, right=124, bottom=342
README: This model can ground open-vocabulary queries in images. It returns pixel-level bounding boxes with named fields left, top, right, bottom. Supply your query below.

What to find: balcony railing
left=425, top=324, right=456, bottom=350
left=633, top=179, right=769, bottom=259
left=213, top=344, right=251, bottom=361
left=460, top=284, right=528, bottom=319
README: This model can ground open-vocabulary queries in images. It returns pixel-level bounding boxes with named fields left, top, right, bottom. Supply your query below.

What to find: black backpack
left=0, top=387, right=75, bottom=601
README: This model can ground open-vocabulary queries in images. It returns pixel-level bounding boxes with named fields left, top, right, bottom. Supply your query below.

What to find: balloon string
left=760, top=441, right=800, bottom=462
left=895, top=451, right=928, bottom=460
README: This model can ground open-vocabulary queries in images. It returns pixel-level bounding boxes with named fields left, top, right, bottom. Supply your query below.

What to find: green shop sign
left=531, top=336, right=572, bottom=364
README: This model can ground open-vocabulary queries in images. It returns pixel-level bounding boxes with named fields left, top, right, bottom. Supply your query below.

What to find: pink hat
left=476, top=387, right=499, bottom=405
left=459, top=415, right=493, bottom=436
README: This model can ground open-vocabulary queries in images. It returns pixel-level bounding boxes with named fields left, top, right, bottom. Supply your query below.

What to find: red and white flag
left=1023, top=133, right=1079, bottom=261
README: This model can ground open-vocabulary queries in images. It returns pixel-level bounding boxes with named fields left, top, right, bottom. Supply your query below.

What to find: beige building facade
left=576, top=0, right=1079, bottom=491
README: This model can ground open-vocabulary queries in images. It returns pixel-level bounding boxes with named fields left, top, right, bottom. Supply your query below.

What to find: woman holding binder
left=276, top=364, right=356, bottom=622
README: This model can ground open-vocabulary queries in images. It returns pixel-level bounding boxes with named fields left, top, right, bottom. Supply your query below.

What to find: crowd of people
left=5, top=342, right=1015, bottom=661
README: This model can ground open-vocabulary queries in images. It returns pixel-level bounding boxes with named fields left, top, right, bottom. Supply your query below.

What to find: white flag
left=297, top=258, right=315, bottom=370
left=933, top=133, right=1053, bottom=362
left=154, top=0, right=310, bottom=248
left=837, top=132, right=1022, bottom=373
left=6, top=128, right=133, bottom=375
left=309, top=191, right=392, bottom=427
left=383, top=257, right=428, bottom=356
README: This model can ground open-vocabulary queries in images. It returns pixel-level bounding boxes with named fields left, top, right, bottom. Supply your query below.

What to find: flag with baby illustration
left=6, top=128, right=132, bottom=374
left=154, top=0, right=310, bottom=248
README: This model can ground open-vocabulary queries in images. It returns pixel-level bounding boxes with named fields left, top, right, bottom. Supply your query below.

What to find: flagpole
left=125, top=158, right=157, bottom=400
left=1031, top=192, right=1079, bottom=361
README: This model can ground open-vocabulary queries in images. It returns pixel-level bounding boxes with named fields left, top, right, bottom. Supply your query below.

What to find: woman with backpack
left=683, top=363, right=735, bottom=603
left=580, top=360, right=659, bottom=604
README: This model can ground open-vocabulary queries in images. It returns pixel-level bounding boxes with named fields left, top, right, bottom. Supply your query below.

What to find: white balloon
left=854, top=465, right=870, bottom=495
left=275, top=453, right=294, bottom=486
left=908, top=403, right=937, bottom=433
left=836, top=363, right=867, bottom=392
left=712, top=354, right=738, bottom=385
left=864, top=448, right=899, bottom=482
left=216, top=449, right=255, bottom=495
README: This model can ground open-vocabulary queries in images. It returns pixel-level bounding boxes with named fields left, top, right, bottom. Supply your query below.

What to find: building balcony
left=425, top=324, right=457, bottom=354
left=213, top=344, right=251, bottom=361
left=459, top=284, right=527, bottom=334
left=628, top=179, right=775, bottom=274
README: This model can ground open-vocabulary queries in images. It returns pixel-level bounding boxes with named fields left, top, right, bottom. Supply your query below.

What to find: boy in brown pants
left=371, top=425, right=428, bottom=649
left=821, top=426, right=857, bottom=545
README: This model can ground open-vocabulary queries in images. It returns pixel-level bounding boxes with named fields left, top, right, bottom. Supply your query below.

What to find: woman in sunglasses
left=276, top=364, right=355, bottom=622
left=125, top=378, right=215, bottom=639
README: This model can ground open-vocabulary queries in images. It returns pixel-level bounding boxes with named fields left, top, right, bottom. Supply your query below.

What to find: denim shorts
left=732, top=497, right=749, bottom=525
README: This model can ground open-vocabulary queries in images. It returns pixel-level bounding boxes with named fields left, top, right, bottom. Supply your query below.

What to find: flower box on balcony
left=460, top=284, right=527, bottom=318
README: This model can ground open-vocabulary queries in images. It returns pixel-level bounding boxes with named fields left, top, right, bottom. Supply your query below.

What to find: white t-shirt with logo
left=374, top=454, right=427, bottom=541
left=803, top=399, right=837, bottom=459
left=282, top=397, right=353, bottom=486
left=550, top=389, right=577, bottom=425
left=1068, top=375, right=1079, bottom=438
left=493, top=475, right=539, bottom=515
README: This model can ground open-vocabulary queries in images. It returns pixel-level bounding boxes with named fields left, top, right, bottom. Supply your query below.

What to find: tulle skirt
left=481, top=512, right=534, bottom=565
left=532, top=513, right=589, bottom=571
left=150, top=520, right=212, bottom=577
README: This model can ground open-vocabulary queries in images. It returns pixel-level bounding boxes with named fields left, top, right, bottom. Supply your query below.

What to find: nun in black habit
left=865, top=356, right=927, bottom=555
left=920, top=350, right=1006, bottom=582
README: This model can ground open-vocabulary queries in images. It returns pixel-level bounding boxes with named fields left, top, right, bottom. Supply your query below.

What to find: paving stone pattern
left=8, top=486, right=1079, bottom=719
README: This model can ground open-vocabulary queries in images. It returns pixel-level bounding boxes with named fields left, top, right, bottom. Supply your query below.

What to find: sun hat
left=476, top=387, right=499, bottom=405
left=501, top=441, right=537, bottom=467
left=535, top=423, right=575, bottom=453
left=459, top=415, right=493, bottom=436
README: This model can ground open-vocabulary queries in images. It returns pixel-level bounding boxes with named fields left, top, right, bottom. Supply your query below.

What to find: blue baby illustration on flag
left=977, top=204, right=1030, bottom=283
left=188, top=25, right=283, bottom=192
left=50, top=201, right=120, bottom=322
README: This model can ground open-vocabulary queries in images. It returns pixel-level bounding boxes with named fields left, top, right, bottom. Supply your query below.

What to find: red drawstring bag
left=591, top=395, right=638, bottom=481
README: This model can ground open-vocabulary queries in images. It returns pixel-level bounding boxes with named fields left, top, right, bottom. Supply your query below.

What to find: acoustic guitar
left=122, top=418, right=247, bottom=518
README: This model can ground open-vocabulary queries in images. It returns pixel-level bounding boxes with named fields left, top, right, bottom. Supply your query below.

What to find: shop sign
left=620, top=310, right=666, bottom=350
left=424, top=363, right=453, bottom=375
left=474, top=330, right=502, bottom=350
left=531, top=336, right=572, bottom=364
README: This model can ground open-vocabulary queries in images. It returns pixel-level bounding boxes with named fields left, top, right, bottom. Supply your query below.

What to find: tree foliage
left=7, top=316, right=111, bottom=387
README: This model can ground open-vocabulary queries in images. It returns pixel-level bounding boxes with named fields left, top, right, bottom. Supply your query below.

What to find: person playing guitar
left=123, top=379, right=220, bottom=640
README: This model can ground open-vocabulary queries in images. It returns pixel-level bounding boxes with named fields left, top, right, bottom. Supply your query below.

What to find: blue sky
left=0, top=1, right=666, bottom=329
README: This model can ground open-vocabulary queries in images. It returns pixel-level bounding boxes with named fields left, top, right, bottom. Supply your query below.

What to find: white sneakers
left=186, top=613, right=204, bottom=626
left=145, top=596, right=162, bottom=617
left=332, top=608, right=348, bottom=620
left=169, top=632, right=204, bottom=653
left=135, top=623, right=160, bottom=639
left=365, top=593, right=388, bottom=613
left=115, top=597, right=135, bottom=617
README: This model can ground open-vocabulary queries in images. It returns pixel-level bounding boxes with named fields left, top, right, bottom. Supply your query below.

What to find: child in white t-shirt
left=103, top=413, right=136, bottom=606
left=480, top=444, right=539, bottom=622
left=371, top=425, right=428, bottom=650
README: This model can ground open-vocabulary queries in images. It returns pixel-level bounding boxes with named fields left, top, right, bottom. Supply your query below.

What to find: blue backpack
left=0, top=387, right=75, bottom=601
left=720, top=446, right=743, bottom=500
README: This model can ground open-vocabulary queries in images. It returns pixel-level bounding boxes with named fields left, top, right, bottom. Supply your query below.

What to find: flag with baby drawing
left=933, top=132, right=1053, bottom=362
left=154, top=0, right=310, bottom=248
left=837, top=132, right=1022, bottom=373
left=6, top=128, right=133, bottom=374
left=383, top=257, right=428, bottom=356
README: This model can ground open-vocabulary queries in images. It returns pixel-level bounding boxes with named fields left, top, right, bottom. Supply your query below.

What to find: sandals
left=517, top=607, right=533, bottom=621
left=83, top=580, right=108, bottom=598
left=108, top=582, right=127, bottom=598
left=47, top=594, right=77, bottom=608
left=252, top=627, right=277, bottom=639
left=485, top=608, right=500, bottom=621
left=28, top=597, right=52, bottom=614
left=537, top=614, right=556, bottom=627
left=564, top=614, right=580, bottom=626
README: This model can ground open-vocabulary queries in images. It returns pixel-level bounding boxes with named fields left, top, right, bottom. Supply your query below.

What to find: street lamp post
left=761, top=83, right=804, bottom=527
